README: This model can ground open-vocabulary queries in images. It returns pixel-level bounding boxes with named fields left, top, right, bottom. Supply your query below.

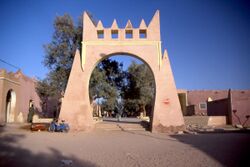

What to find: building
left=0, top=69, right=41, bottom=124
left=178, top=89, right=250, bottom=127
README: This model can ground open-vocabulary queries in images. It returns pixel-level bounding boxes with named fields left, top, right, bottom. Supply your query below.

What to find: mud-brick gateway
left=59, top=10, right=185, bottom=133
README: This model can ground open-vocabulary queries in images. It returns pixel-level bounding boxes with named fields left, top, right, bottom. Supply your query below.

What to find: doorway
left=6, top=89, right=16, bottom=123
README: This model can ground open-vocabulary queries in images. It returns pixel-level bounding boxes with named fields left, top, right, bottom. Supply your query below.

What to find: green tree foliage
left=36, top=14, right=82, bottom=111
left=89, top=59, right=155, bottom=117
left=99, top=59, right=125, bottom=89
left=89, top=59, right=124, bottom=112
left=43, top=14, right=82, bottom=93
left=123, top=62, right=155, bottom=116
left=35, top=78, right=56, bottom=113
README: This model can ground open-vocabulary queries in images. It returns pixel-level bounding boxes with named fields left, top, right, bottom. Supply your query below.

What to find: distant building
left=178, top=89, right=250, bottom=127
left=0, top=69, right=41, bottom=124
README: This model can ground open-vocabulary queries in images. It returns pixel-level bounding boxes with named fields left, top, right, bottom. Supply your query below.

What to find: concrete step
left=95, top=122, right=147, bottom=131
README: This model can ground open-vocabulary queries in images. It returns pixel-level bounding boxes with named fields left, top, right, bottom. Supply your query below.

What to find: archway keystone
left=60, top=10, right=185, bottom=132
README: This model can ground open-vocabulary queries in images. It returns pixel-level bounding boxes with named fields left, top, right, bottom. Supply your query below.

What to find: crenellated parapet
left=81, top=10, right=166, bottom=70
left=0, top=69, right=20, bottom=85
left=0, top=69, right=36, bottom=84
left=83, top=10, right=160, bottom=41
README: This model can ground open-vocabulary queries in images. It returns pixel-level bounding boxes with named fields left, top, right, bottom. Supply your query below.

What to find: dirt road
left=0, top=124, right=249, bottom=167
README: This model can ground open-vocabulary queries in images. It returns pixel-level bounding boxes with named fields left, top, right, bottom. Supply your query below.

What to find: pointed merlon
left=83, top=11, right=96, bottom=28
left=96, top=20, right=104, bottom=29
left=111, top=19, right=119, bottom=29
left=125, top=20, right=133, bottom=29
left=139, top=19, right=147, bottom=29
left=148, top=10, right=160, bottom=28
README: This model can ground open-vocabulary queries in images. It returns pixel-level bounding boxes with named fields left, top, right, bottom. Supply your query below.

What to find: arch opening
left=88, top=53, right=156, bottom=130
left=6, top=89, right=16, bottom=123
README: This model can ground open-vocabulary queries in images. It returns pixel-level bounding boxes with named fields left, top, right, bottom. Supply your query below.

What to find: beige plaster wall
left=18, top=74, right=41, bottom=120
left=0, top=69, right=41, bottom=124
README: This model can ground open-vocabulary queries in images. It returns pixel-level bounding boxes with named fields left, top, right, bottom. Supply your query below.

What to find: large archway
left=89, top=54, right=156, bottom=130
left=59, top=11, right=184, bottom=133
left=6, top=89, right=16, bottom=123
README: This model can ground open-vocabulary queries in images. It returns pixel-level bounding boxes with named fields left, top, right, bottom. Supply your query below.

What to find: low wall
left=184, top=116, right=226, bottom=126
left=32, top=115, right=53, bottom=123
left=232, top=98, right=250, bottom=127
left=207, top=116, right=227, bottom=126
left=184, top=116, right=208, bottom=126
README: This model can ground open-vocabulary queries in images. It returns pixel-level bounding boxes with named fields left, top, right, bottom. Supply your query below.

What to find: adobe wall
left=0, top=69, right=41, bottom=124
left=187, top=90, right=228, bottom=115
left=231, top=90, right=250, bottom=127
left=18, top=73, right=41, bottom=120
left=194, top=90, right=250, bottom=127
left=0, top=71, right=5, bottom=123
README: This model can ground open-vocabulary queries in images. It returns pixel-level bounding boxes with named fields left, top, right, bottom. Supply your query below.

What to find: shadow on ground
left=120, top=128, right=250, bottom=166
left=170, top=133, right=250, bottom=167
left=198, top=128, right=250, bottom=134
left=0, top=128, right=97, bottom=167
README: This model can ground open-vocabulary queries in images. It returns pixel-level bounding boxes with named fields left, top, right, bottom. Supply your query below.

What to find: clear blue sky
left=0, top=0, right=249, bottom=90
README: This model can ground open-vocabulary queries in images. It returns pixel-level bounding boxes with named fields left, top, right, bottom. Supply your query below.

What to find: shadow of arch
left=0, top=133, right=98, bottom=167
left=170, top=133, right=250, bottom=166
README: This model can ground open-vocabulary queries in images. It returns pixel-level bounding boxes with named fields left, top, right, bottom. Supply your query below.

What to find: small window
left=139, top=29, right=147, bottom=38
left=97, top=30, right=104, bottom=39
left=199, top=102, right=207, bottom=110
left=111, top=30, right=118, bottom=39
left=125, top=30, right=133, bottom=39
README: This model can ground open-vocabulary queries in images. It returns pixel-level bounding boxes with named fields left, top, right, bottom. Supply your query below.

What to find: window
left=199, top=102, right=207, bottom=110
left=125, top=30, right=133, bottom=39
left=97, top=30, right=104, bottom=39
left=139, top=29, right=147, bottom=38
left=111, top=30, right=118, bottom=39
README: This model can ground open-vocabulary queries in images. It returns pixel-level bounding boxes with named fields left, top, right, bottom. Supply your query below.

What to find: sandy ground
left=0, top=124, right=249, bottom=167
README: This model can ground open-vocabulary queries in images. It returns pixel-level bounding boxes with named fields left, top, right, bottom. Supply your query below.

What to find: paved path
left=0, top=124, right=249, bottom=167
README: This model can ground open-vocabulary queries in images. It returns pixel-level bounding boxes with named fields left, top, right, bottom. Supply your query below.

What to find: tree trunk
left=142, top=105, right=146, bottom=117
